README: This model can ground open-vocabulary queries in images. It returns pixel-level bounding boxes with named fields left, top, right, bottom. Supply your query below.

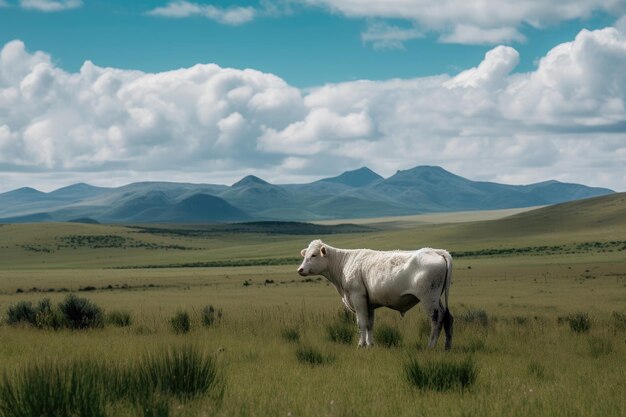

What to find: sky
left=0, top=0, right=625, bottom=192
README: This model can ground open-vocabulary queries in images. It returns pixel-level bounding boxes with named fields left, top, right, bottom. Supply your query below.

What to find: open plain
left=0, top=194, right=625, bottom=417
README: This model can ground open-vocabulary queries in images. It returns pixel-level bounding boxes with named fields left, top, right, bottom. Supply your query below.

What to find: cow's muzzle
left=297, top=268, right=307, bottom=276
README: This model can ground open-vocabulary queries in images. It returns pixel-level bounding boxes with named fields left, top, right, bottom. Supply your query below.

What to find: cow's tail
left=435, top=249, right=453, bottom=312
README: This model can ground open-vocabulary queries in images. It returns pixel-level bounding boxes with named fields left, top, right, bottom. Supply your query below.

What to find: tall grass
left=134, top=345, right=223, bottom=401
left=375, top=324, right=403, bottom=348
left=561, top=312, right=591, bottom=333
left=170, top=310, right=191, bottom=334
left=405, top=357, right=477, bottom=392
left=326, top=322, right=354, bottom=344
left=0, top=346, right=224, bottom=417
left=0, top=359, right=108, bottom=417
left=295, top=346, right=334, bottom=366
left=106, top=310, right=133, bottom=327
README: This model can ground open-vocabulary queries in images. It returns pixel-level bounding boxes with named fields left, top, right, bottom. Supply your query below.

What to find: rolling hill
left=0, top=165, right=615, bottom=223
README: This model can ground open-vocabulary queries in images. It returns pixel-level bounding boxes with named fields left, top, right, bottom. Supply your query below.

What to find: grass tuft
left=561, top=312, right=591, bottom=333
left=375, top=324, right=403, bottom=348
left=295, top=346, right=334, bottom=366
left=527, top=361, right=546, bottom=379
left=0, top=359, right=108, bottom=417
left=405, top=357, right=477, bottom=392
left=201, top=305, right=223, bottom=327
left=107, top=310, right=133, bottom=327
left=588, top=336, right=613, bottom=357
left=459, top=308, right=489, bottom=327
left=281, top=327, right=300, bottom=343
left=612, top=311, right=626, bottom=331
left=326, top=322, right=354, bottom=344
left=170, top=310, right=191, bottom=334
left=134, top=345, right=223, bottom=402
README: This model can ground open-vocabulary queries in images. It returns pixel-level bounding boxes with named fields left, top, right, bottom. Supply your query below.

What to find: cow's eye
left=311, top=254, right=316, bottom=258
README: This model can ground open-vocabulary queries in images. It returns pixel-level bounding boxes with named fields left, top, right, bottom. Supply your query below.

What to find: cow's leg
left=365, top=307, right=375, bottom=347
left=424, top=302, right=445, bottom=349
left=443, top=307, right=454, bottom=350
left=351, top=294, right=370, bottom=348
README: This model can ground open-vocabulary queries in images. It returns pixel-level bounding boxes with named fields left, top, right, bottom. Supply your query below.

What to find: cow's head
left=297, top=239, right=328, bottom=276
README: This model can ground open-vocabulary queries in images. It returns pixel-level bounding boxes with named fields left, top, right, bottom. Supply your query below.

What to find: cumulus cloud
left=147, top=1, right=256, bottom=25
left=1, top=26, right=625, bottom=192
left=20, top=0, right=82, bottom=12
left=299, top=0, right=626, bottom=45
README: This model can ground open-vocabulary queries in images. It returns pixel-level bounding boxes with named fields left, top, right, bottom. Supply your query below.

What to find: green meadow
left=0, top=194, right=625, bottom=417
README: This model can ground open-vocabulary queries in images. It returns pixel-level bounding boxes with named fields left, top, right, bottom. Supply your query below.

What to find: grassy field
left=0, top=194, right=625, bottom=416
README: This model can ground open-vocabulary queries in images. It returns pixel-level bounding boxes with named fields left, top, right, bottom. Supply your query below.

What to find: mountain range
left=0, top=166, right=614, bottom=223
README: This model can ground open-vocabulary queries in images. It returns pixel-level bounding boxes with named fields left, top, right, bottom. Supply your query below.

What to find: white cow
left=297, top=240, right=453, bottom=349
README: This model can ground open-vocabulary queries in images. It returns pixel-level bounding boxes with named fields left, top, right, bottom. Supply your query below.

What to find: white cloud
left=20, top=0, right=82, bottom=12
left=147, top=1, right=256, bottom=25
left=1, top=27, right=625, bottom=192
left=361, top=21, right=423, bottom=49
left=300, top=0, right=626, bottom=45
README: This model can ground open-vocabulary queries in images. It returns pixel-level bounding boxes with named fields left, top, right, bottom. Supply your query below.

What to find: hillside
left=0, top=165, right=615, bottom=223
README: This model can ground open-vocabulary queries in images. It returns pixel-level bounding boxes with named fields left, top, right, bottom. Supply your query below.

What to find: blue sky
left=0, top=1, right=618, bottom=86
left=0, top=0, right=625, bottom=192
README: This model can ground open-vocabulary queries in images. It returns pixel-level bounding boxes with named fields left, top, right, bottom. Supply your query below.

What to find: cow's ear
left=300, top=249, right=307, bottom=257
left=320, top=246, right=327, bottom=256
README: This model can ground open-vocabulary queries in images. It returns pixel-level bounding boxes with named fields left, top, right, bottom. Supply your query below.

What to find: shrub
left=35, top=299, right=65, bottom=330
left=375, top=324, right=403, bottom=348
left=405, top=357, right=477, bottom=392
left=107, top=310, right=133, bottom=327
left=58, top=294, right=104, bottom=329
left=201, top=305, right=222, bottom=327
left=296, top=346, right=334, bottom=366
left=326, top=322, right=354, bottom=344
left=281, top=327, right=300, bottom=343
left=134, top=345, right=223, bottom=401
left=562, top=312, right=591, bottom=334
left=6, top=301, right=37, bottom=326
left=170, top=310, right=191, bottom=334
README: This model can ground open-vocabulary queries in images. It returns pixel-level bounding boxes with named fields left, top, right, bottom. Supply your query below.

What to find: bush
left=6, top=301, right=37, bottom=326
left=562, top=312, right=591, bottom=333
left=170, top=310, right=191, bottom=334
left=58, top=294, right=104, bottom=330
left=107, top=310, right=133, bottom=327
left=35, top=299, right=65, bottom=330
left=375, top=324, right=403, bottom=348
left=405, top=357, right=477, bottom=392
left=296, top=346, right=334, bottom=366
left=201, top=305, right=222, bottom=327
left=326, top=322, right=354, bottom=344
left=281, top=327, right=300, bottom=343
